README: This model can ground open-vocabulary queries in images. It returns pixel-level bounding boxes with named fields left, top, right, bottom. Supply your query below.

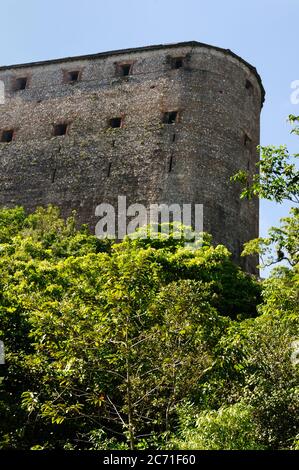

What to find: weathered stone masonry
left=0, top=41, right=264, bottom=273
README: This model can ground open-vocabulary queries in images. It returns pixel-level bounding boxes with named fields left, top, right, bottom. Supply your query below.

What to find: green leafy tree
left=232, top=115, right=299, bottom=204
left=168, top=402, right=265, bottom=450
left=232, top=115, right=299, bottom=269
left=217, top=115, right=299, bottom=448
left=0, top=208, right=259, bottom=449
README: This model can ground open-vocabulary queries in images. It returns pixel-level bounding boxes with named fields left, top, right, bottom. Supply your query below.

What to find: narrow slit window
left=51, top=168, right=57, bottom=183
left=66, top=71, right=80, bottom=83
left=171, top=57, right=184, bottom=69
left=245, top=79, right=253, bottom=91
left=53, top=123, right=68, bottom=136
left=15, top=77, right=28, bottom=91
left=244, top=133, right=252, bottom=148
left=163, top=111, right=178, bottom=124
left=109, top=117, right=122, bottom=129
left=1, top=129, right=14, bottom=143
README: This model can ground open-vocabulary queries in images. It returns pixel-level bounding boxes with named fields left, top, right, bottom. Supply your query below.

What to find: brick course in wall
left=0, top=41, right=265, bottom=274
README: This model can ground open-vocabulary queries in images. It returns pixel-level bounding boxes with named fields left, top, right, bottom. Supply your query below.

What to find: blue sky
left=0, top=0, right=297, bottom=269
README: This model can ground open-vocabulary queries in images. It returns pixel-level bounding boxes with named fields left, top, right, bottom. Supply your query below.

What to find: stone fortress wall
left=0, top=41, right=265, bottom=273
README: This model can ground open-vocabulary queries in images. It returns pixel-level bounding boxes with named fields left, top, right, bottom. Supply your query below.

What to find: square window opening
left=67, top=71, right=80, bottom=83
left=163, top=111, right=178, bottom=125
left=1, top=129, right=14, bottom=143
left=171, top=57, right=184, bottom=69
left=15, top=77, right=28, bottom=91
left=120, top=64, right=132, bottom=77
left=53, top=123, right=68, bottom=136
left=109, top=117, right=122, bottom=129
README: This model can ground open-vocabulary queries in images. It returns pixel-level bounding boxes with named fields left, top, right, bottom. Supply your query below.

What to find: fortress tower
left=0, top=41, right=264, bottom=273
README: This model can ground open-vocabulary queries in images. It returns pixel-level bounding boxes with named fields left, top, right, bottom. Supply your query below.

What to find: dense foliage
left=0, top=116, right=298, bottom=450
left=0, top=205, right=297, bottom=450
